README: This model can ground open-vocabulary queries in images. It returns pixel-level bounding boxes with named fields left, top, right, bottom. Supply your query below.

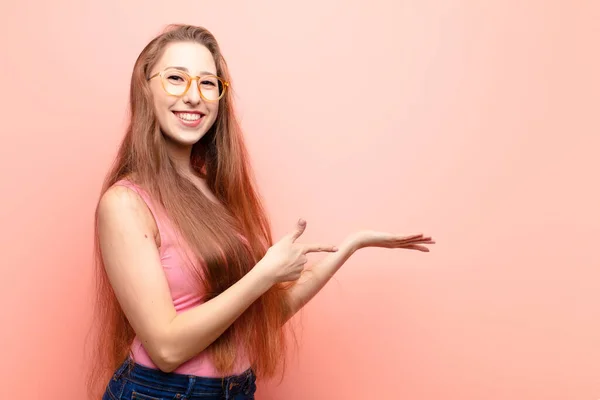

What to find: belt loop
left=180, top=376, right=196, bottom=400
left=113, top=357, right=131, bottom=381
left=224, top=376, right=232, bottom=400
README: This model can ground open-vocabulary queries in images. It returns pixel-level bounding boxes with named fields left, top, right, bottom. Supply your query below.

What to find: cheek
left=208, top=103, right=219, bottom=120
left=153, top=96, right=175, bottom=127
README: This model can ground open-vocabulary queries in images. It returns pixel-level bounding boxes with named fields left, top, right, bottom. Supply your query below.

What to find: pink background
left=1, top=1, right=599, bottom=399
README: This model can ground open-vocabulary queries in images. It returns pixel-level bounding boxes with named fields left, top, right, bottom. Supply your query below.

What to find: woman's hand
left=346, top=231, right=435, bottom=252
left=257, top=219, right=338, bottom=284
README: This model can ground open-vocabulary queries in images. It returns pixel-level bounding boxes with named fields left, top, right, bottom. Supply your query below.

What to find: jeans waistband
left=116, top=356, right=255, bottom=396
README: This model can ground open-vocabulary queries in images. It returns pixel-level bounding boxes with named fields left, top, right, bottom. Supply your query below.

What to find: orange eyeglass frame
left=148, top=69, right=230, bottom=101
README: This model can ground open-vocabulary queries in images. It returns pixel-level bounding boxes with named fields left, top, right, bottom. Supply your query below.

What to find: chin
left=176, top=135, right=206, bottom=146
left=164, top=129, right=205, bottom=146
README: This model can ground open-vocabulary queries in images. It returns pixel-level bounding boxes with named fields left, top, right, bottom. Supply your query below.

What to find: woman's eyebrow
left=167, top=66, right=217, bottom=75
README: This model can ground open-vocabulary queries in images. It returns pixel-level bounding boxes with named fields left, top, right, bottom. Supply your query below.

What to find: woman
left=87, top=24, right=434, bottom=400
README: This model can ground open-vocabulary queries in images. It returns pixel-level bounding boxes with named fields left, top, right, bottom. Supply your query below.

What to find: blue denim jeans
left=102, top=357, right=257, bottom=400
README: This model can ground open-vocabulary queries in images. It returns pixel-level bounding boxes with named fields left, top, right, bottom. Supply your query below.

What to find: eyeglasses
left=148, top=68, right=229, bottom=101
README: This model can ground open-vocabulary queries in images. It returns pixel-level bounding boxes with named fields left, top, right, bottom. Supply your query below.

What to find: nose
left=182, top=80, right=202, bottom=106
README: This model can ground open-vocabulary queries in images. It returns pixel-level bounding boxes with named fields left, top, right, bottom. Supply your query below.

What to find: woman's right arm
left=97, top=186, right=335, bottom=373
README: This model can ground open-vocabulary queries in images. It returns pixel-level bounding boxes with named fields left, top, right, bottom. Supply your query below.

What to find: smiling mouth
left=173, top=111, right=205, bottom=121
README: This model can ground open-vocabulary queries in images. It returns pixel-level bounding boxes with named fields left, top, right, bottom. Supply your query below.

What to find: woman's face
left=148, top=41, right=221, bottom=147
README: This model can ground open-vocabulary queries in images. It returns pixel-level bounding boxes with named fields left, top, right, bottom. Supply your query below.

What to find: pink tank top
left=114, top=179, right=251, bottom=377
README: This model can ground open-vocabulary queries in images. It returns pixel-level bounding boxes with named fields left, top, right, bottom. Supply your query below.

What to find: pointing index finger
left=303, top=244, right=339, bottom=254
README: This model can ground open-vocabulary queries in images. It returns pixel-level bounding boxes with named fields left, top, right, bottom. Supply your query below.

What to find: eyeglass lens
left=162, top=69, right=224, bottom=100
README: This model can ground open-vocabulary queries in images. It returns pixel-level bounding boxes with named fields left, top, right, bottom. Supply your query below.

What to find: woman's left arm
left=284, top=231, right=434, bottom=323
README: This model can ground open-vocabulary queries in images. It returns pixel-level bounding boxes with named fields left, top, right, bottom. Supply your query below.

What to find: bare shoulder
left=97, top=184, right=159, bottom=245
left=94, top=183, right=175, bottom=369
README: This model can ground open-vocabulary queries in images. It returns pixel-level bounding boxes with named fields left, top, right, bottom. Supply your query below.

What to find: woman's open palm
left=351, top=231, right=435, bottom=252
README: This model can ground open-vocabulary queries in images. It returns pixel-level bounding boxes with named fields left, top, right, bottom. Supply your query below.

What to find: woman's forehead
left=156, top=42, right=217, bottom=75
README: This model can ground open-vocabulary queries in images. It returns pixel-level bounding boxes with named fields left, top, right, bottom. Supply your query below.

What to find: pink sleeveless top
left=114, top=179, right=251, bottom=377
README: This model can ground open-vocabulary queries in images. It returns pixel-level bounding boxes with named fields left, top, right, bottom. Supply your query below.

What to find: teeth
left=175, top=112, right=202, bottom=121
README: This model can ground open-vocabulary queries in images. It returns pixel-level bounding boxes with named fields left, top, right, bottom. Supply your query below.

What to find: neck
left=164, top=137, right=194, bottom=175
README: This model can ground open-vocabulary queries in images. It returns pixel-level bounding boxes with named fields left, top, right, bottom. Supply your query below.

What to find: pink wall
left=1, top=1, right=599, bottom=399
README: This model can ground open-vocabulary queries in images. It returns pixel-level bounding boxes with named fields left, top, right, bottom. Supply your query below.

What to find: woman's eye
left=201, top=80, right=216, bottom=86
